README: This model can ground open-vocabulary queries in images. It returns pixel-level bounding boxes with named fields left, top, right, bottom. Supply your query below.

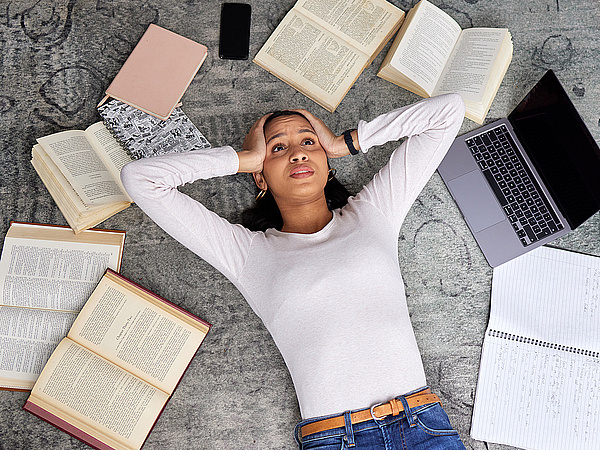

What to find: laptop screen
left=508, top=70, right=600, bottom=228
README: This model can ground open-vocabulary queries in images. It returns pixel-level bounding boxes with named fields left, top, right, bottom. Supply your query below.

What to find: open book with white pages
left=471, top=246, right=600, bottom=449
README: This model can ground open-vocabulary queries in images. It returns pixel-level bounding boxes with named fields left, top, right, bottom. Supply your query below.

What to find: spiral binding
left=97, top=99, right=211, bottom=160
left=488, top=329, right=600, bottom=358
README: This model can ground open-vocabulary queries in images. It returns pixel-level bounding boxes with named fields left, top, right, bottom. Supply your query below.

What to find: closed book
left=98, top=99, right=211, bottom=160
left=102, top=24, right=208, bottom=120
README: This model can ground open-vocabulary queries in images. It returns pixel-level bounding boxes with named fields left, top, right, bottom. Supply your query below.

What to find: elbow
left=438, top=93, right=465, bottom=132
left=446, top=93, right=466, bottom=120
left=120, top=160, right=153, bottom=200
left=120, top=161, right=137, bottom=193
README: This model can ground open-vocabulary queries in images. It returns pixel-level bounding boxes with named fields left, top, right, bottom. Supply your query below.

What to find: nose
left=289, top=145, right=308, bottom=162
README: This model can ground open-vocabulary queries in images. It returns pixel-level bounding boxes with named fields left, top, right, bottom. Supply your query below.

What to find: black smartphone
left=219, top=3, right=251, bottom=60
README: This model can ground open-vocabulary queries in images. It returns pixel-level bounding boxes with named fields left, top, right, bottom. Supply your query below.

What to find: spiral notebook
left=471, top=246, right=600, bottom=449
left=98, top=99, right=211, bottom=160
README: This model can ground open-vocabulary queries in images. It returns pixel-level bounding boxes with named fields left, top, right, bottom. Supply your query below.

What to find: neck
left=277, top=196, right=332, bottom=234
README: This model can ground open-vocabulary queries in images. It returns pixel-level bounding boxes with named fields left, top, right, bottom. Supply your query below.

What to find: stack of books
left=32, top=24, right=211, bottom=234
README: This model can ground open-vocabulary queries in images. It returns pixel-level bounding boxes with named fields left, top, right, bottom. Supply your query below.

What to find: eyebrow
left=266, top=128, right=316, bottom=144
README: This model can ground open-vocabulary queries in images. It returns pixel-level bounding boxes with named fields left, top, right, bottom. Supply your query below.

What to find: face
left=254, top=114, right=329, bottom=206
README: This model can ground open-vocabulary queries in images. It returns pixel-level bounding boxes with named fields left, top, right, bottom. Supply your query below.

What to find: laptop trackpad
left=447, top=170, right=506, bottom=232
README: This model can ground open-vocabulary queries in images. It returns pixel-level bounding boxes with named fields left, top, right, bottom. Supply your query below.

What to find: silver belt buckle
left=370, top=401, right=387, bottom=421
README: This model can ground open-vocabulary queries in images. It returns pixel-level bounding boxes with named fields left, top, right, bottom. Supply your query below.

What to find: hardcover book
left=0, top=222, right=125, bottom=391
left=100, top=24, right=208, bottom=120
left=23, top=269, right=211, bottom=450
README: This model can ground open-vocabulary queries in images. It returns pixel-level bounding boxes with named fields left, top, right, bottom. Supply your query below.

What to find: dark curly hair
left=241, top=110, right=352, bottom=232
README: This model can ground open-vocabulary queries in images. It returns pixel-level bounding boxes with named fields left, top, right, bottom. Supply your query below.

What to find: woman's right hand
left=238, top=114, right=270, bottom=173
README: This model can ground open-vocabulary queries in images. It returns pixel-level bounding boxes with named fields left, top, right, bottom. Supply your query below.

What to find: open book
left=24, top=269, right=211, bottom=450
left=32, top=123, right=134, bottom=234
left=253, top=0, right=405, bottom=112
left=377, top=0, right=513, bottom=124
left=471, top=246, right=600, bottom=449
left=0, top=222, right=125, bottom=391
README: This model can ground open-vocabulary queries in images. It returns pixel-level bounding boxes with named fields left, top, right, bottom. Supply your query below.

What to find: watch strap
left=342, top=129, right=359, bottom=155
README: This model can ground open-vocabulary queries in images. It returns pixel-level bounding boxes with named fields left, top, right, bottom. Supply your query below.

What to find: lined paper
left=471, top=246, right=600, bottom=450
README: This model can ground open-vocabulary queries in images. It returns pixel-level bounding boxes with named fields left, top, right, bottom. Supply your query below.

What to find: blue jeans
left=294, top=388, right=465, bottom=450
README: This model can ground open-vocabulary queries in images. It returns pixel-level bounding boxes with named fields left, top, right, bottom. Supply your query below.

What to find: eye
left=301, top=138, right=315, bottom=146
left=272, top=143, right=286, bottom=153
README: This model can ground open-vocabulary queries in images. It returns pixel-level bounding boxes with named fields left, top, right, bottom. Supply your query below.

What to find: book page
left=387, top=0, right=461, bottom=95
left=471, top=246, right=600, bottom=449
left=472, top=333, right=600, bottom=449
left=254, top=9, right=369, bottom=111
left=296, top=0, right=404, bottom=55
left=85, top=122, right=134, bottom=200
left=32, top=148, right=132, bottom=233
left=0, top=225, right=123, bottom=311
left=0, top=306, right=77, bottom=389
left=37, top=130, right=130, bottom=206
left=68, top=273, right=208, bottom=394
left=488, top=246, right=600, bottom=349
left=29, top=339, right=168, bottom=450
left=433, top=28, right=508, bottom=101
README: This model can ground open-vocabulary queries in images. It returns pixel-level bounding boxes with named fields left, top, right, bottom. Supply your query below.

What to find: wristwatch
left=342, top=129, right=359, bottom=155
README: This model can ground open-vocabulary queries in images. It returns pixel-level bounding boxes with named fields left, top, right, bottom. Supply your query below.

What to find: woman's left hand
left=294, top=109, right=356, bottom=159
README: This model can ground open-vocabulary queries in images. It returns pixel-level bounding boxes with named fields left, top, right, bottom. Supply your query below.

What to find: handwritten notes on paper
left=471, top=246, right=600, bottom=449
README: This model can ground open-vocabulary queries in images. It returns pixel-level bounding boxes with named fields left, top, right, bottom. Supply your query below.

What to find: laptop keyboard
left=465, top=124, right=564, bottom=247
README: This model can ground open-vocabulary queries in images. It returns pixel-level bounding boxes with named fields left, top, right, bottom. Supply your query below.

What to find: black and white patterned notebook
left=98, top=99, right=211, bottom=159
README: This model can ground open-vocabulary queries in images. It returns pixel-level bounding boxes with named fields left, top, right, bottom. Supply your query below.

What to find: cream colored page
left=389, top=0, right=461, bottom=95
left=85, top=122, right=134, bottom=201
left=37, top=130, right=129, bottom=206
left=69, top=277, right=205, bottom=394
left=33, top=144, right=89, bottom=210
left=255, top=10, right=368, bottom=108
left=296, top=0, right=403, bottom=54
left=0, top=237, right=121, bottom=311
left=433, top=28, right=507, bottom=101
left=32, top=339, right=168, bottom=449
left=0, top=306, right=77, bottom=388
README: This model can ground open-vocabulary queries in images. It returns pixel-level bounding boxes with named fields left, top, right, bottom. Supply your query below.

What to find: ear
left=252, top=172, right=268, bottom=191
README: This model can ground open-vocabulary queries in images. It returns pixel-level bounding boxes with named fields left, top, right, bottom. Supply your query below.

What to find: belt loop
left=398, top=395, right=417, bottom=428
left=343, top=411, right=355, bottom=447
left=293, top=421, right=303, bottom=448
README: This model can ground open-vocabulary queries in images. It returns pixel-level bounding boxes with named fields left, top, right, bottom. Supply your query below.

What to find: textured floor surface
left=1, top=1, right=599, bottom=449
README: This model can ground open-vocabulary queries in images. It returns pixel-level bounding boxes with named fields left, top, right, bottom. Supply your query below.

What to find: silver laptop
left=438, top=70, right=600, bottom=267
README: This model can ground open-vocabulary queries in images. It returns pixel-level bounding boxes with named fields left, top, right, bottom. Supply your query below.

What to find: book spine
left=23, top=401, right=114, bottom=450
left=488, top=329, right=600, bottom=358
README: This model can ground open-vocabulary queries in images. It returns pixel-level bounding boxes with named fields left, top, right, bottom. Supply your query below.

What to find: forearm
left=353, top=94, right=465, bottom=229
left=121, top=146, right=240, bottom=202
left=356, top=94, right=465, bottom=153
left=120, top=146, right=252, bottom=280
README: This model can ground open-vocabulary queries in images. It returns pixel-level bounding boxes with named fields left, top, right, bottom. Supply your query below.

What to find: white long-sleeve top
left=120, top=94, right=465, bottom=419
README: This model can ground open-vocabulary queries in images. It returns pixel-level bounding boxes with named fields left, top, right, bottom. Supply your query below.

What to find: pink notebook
left=100, top=24, right=208, bottom=120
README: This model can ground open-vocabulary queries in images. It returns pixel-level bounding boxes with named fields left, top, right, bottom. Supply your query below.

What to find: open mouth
left=290, top=166, right=314, bottom=178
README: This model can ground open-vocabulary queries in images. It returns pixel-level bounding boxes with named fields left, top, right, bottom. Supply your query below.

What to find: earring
left=328, top=168, right=337, bottom=181
left=256, top=189, right=267, bottom=200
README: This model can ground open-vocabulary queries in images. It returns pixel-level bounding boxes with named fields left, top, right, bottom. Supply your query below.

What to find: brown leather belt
left=300, top=389, right=441, bottom=438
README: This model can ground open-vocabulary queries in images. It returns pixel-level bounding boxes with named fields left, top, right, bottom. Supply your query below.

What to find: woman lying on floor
left=121, top=93, right=466, bottom=450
